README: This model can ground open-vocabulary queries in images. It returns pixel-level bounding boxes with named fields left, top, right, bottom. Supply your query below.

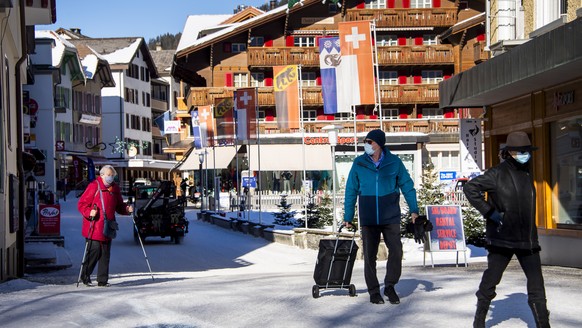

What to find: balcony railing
left=377, top=45, right=454, bottom=65
left=346, top=8, right=457, bottom=28
left=379, top=84, right=440, bottom=104
left=248, top=47, right=321, bottom=67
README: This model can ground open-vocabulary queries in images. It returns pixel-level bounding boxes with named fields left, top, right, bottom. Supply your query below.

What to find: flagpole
left=298, top=65, right=307, bottom=229
left=371, top=20, right=383, bottom=127
left=255, top=88, right=262, bottom=225
left=233, top=90, right=241, bottom=219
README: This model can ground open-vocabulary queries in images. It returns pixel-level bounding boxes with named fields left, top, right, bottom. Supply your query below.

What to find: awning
left=247, top=144, right=332, bottom=171
left=180, top=146, right=239, bottom=171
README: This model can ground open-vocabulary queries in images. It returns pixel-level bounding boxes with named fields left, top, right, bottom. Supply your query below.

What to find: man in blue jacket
left=344, top=129, right=419, bottom=304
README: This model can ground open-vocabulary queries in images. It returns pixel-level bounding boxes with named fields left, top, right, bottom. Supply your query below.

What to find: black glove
left=488, top=210, right=503, bottom=226
left=413, top=215, right=432, bottom=244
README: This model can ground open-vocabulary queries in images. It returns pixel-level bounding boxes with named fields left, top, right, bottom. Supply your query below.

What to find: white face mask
left=513, top=152, right=531, bottom=164
left=364, top=143, right=375, bottom=155
left=102, top=175, right=115, bottom=185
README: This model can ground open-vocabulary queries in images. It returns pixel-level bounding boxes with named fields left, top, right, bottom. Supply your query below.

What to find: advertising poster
left=426, top=205, right=466, bottom=252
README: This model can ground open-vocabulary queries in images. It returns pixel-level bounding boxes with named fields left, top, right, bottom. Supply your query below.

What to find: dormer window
left=294, top=36, right=315, bottom=47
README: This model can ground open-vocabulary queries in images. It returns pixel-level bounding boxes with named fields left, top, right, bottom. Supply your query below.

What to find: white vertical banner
left=459, top=119, right=483, bottom=174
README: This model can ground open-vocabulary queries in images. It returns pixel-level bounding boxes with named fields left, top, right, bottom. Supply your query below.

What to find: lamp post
left=322, top=125, right=343, bottom=232
left=198, top=152, right=205, bottom=211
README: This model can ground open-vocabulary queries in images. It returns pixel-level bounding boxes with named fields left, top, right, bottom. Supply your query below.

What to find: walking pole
left=131, top=213, right=155, bottom=281
left=77, top=204, right=97, bottom=287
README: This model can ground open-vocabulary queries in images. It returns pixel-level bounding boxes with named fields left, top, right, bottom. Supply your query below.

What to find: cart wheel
left=349, top=284, right=357, bottom=297
left=312, top=285, right=320, bottom=298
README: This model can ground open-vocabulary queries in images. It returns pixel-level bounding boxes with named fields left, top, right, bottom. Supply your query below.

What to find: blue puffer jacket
left=343, top=147, right=418, bottom=226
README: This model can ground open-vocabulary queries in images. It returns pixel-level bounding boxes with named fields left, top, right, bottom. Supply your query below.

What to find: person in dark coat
left=78, top=165, right=133, bottom=287
left=463, top=131, right=550, bottom=328
left=343, top=129, right=419, bottom=305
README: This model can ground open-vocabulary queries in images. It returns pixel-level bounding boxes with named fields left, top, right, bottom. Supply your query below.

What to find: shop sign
left=553, top=90, right=574, bottom=110
left=304, top=136, right=357, bottom=145
left=38, top=204, right=61, bottom=236
left=55, top=140, right=65, bottom=151
left=426, top=205, right=466, bottom=252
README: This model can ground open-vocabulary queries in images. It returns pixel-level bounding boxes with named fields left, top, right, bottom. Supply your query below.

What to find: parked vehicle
left=132, top=181, right=188, bottom=244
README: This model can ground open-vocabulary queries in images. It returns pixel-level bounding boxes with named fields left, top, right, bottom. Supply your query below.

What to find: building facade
left=440, top=3, right=582, bottom=267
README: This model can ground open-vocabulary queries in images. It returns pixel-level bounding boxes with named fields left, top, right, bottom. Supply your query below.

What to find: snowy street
left=1, top=198, right=581, bottom=328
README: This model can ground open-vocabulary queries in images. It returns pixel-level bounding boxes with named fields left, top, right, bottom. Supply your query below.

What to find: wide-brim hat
left=501, top=131, right=538, bottom=151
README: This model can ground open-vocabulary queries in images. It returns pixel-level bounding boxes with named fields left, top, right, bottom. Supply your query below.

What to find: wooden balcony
left=248, top=47, right=320, bottom=67
left=473, top=41, right=489, bottom=64
left=377, top=45, right=454, bottom=65
left=190, top=88, right=235, bottom=106
left=379, top=84, right=439, bottom=104
left=346, top=8, right=457, bottom=28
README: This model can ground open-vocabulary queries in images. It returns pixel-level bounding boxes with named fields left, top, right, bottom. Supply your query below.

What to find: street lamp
left=322, top=125, right=343, bottom=232
left=198, top=152, right=205, bottom=211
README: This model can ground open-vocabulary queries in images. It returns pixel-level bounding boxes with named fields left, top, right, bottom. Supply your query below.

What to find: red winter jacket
left=78, top=177, right=130, bottom=241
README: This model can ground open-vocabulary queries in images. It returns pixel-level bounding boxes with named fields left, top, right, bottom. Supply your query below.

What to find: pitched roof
left=68, top=41, right=115, bottom=86
left=150, top=49, right=175, bottom=75
left=221, top=6, right=264, bottom=24
left=176, top=14, right=233, bottom=51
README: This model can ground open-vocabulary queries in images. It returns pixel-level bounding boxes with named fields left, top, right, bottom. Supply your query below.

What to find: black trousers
left=361, top=224, right=402, bottom=295
left=477, top=246, right=547, bottom=303
left=81, top=239, right=112, bottom=284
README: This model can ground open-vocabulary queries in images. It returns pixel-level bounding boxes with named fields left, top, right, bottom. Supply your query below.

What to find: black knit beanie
left=365, top=129, right=386, bottom=147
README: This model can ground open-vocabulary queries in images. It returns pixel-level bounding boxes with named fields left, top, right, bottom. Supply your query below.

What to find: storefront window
left=551, top=116, right=582, bottom=228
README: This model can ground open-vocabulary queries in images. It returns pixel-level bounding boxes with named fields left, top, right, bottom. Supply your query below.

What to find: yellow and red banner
left=274, top=65, right=300, bottom=131
left=338, top=21, right=375, bottom=106
left=214, top=97, right=235, bottom=141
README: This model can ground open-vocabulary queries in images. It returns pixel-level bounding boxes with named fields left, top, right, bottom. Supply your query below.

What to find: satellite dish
left=128, top=146, right=138, bottom=157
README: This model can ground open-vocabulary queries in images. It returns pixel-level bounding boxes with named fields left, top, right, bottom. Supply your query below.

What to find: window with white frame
left=378, top=71, right=398, bottom=85
left=294, top=36, right=315, bottom=47
left=336, top=112, right=351, bottom=120
left=232, top=43, right=247, bottom=53
left=301, top=71, right=317, bottom=86
left=411, top=0, right=431, bottom=8
left=429, top=150, right=460, bottom=171
left=234, top=73, right=249, bottom=88
left=303, top=109, right=317, bottom=121
left=377, top=34, right=398, bottom=47
left=423, top=35, right=438, bottom=45
left=251, top=72, right=265, bottom=87
left=382, top=108, right=399, bottom=119
left=365, top=0, right=386, bottom=9
left=250, top=36, right=264, bottom=47
left=257, top=110, right=266, bottom=120
left=421, top=70, right=444, bottom=84
left=422, top=107, right=443, bottom=118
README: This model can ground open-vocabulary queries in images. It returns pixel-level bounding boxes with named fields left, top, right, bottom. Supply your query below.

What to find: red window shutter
left=264, top=39, right=273, bottom=47
left=433, top=0, right=441, bottom=8
left=286, top=36, right=294, bottom=47
left=371, top=36, right=375, bottom=46
left=476, top=34, right=485, bottom=42
left=403, top=0, right=410, bottom=8
left=356, top=1, right=365, bottom=9
left=225, top=73, right=233, bottom=87
left=316, top=36, right=322, bottom=47
left=398, top=37, right=407, bottom=46
left=388, top=0, right=395, bottom=8
left=413, top=76, right=422, bottom=84
left=414, top=37, right=423, bottom=45
left=398, top=76, right=407, bottom=84
left=316, top=76, right=321, bottom=86
left=265, top=77, right=273, bottom=86
left=223, top=43, right=231, bottom=53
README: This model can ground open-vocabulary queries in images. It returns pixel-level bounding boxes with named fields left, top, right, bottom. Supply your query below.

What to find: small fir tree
left=296, top=193, right=323, bottom=228
left=318, top=192, right=334, bottom=227
left=273, top=194, right=297, bottom=226
left=462, top=204, right=486, bottom=247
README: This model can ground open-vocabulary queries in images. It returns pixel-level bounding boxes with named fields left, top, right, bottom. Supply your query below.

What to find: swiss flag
left=235, top=88, right=257, bottom=141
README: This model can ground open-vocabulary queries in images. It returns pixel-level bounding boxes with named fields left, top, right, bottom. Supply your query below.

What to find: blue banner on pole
left=242, top=176, right=257, bottom=188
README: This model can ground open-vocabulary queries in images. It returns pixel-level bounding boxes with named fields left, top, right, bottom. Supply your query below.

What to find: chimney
left=156, top=42, right=162, bottom=51
left=70, top=27, right=81, bottom=34
left=270, top=0, right=276, bottom=10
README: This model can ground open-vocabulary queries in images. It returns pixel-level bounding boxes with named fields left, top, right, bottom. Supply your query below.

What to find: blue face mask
left=513, top=152, right=531, bottom=164
left=103, top=175, right=115, bottom=185
left=364, top=143, right=375, bottom=155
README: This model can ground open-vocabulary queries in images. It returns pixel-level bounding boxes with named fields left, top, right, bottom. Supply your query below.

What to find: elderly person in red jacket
left=78, top=165, right=133, bottom=287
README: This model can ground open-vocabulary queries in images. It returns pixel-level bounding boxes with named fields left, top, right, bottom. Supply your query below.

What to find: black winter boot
left=529, top=301, right=550, bottom=328
left=473, top=300, right=490, bottom=328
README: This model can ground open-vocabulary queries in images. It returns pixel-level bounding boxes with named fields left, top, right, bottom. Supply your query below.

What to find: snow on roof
left=101, top=38, right=142, bottom=65
left=80, top=54, right=98, bottom=79
left=182, top=5, right=289, bottom=52
left=177, top=14, right=233, bottom=52
left=35, top=30, right=78, bottom=68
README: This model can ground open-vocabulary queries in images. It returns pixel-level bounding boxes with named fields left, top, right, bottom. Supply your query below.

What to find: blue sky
left=38, top=0, right=270, bottom=42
